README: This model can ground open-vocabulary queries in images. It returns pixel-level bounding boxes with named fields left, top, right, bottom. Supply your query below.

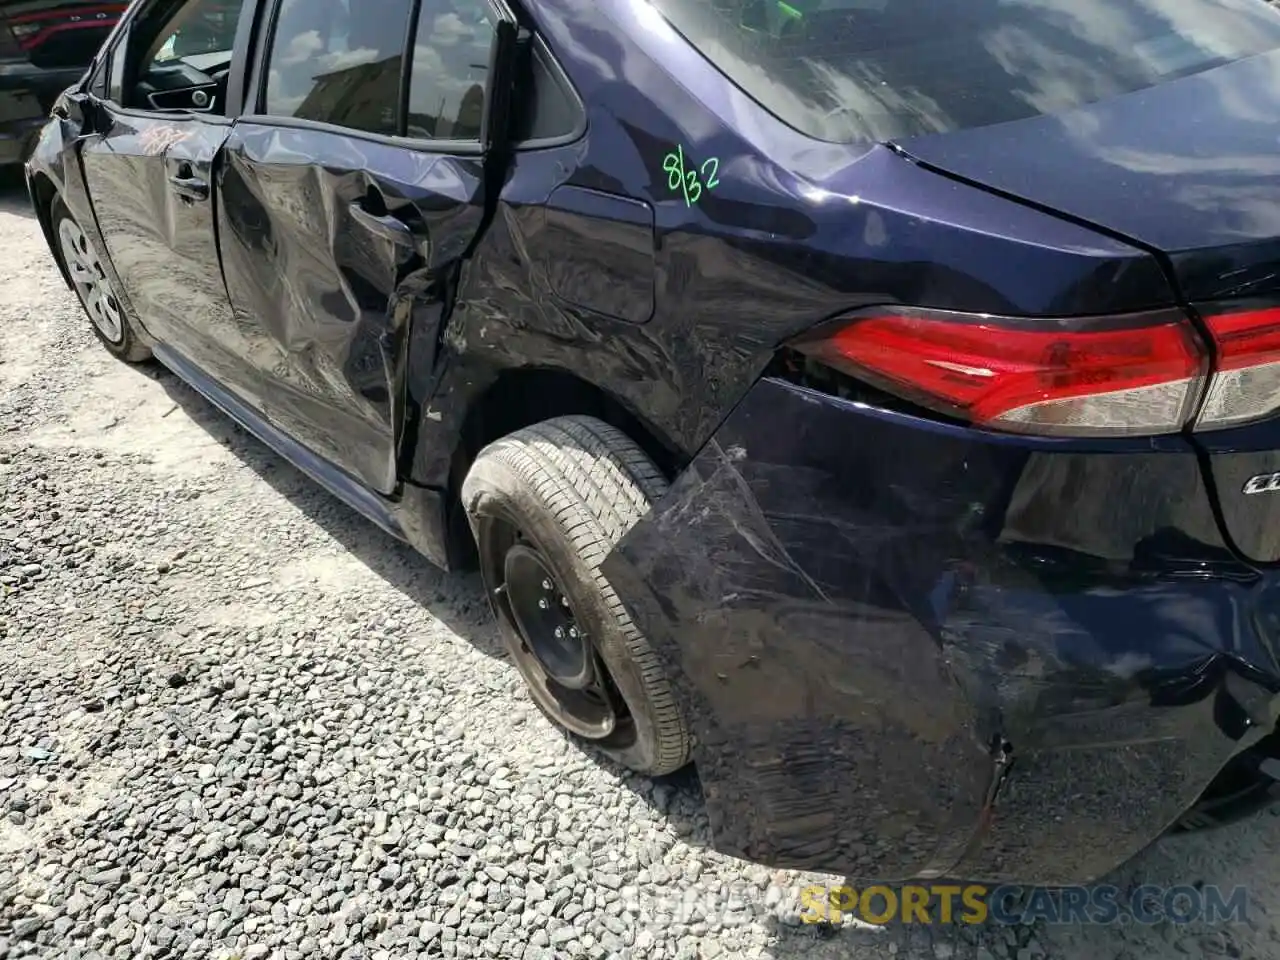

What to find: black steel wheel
left=462, top=416, right=691, bottom=775
left=481, top=511, right=626, bottom=741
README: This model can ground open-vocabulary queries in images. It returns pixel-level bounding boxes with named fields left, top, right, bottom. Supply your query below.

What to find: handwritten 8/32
left=663, top=145, right=721, bottom=207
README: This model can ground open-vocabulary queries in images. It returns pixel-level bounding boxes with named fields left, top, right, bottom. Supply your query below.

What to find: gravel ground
left=5, top=167, right=1280, bottom=960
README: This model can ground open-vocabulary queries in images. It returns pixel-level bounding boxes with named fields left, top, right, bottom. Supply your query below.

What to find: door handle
left=349, top=202, right=416, bottom=248
left=169, top=175, right=210, bottom=202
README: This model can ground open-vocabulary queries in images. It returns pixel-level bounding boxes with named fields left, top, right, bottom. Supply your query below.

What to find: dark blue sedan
left=25, top=0, right=1280, bottom=884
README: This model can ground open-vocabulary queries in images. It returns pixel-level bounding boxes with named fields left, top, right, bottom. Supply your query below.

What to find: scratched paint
left=139, top=126, right=194, bottom=157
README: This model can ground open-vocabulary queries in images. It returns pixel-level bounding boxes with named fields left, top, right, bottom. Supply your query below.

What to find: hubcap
left=59, top=218, right=124, bottom=344
left=482, top=517, right=625, bottom=741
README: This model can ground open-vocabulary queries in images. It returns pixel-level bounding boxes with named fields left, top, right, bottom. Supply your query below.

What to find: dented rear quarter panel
left=394, top=1, right=1272, bottom=880
left=410, top=0, right=1178, bottom=491
left=603, top=377, right=1280, bottom=884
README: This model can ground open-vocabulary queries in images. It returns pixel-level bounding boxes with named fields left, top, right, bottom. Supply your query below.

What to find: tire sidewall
left=467, top=466, right=662, bottom=773
left=51, top=198, right=146, bottom=361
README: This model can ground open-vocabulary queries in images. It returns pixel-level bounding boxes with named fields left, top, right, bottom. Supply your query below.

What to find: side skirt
left=153, top=342, right=411, bottom=543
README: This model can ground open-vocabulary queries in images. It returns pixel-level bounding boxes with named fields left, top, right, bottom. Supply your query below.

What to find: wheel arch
left=28, top=171, right=73, bottom=291
left=438, top=367, right=685, bottom=570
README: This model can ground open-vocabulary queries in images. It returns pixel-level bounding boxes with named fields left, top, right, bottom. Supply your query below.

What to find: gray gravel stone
left=85, top=868, right=126, bottom=887
left=12, top=915, right=44, bottom=939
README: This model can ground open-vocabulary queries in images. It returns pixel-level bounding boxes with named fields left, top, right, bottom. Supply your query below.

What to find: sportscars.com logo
left=800, top=884, right=1250, bottom=926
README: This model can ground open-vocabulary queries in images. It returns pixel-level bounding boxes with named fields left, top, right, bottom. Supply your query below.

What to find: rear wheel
left=51, top=198, right=150, bottom=363
left=462, top=416, right=691, bottom=775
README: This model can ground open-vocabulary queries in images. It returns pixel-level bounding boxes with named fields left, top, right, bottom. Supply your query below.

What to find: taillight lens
left=1196, top=305, right=1280, bottom=431
left=790, top=308, right=1207, bottom=437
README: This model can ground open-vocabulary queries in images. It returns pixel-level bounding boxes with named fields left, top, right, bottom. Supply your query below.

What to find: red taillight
left=5, top=6, right=124, bottom=53
left=791, top=308, right=1208, bottom=437
left=1195, top=305, right=1280, bottom=430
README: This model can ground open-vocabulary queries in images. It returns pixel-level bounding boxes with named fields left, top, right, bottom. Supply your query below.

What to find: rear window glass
left=646, top=0, right=1280, bottom=143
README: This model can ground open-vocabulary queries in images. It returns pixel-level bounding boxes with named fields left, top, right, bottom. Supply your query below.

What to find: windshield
left=646, top=0, right=1280, bottom=143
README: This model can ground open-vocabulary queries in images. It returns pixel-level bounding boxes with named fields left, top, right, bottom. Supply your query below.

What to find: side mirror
left=53, top=88, right=83, bottom=122
left=54, top=88, right=102, bottom=134
left=481, top=18, right=530, bottom=154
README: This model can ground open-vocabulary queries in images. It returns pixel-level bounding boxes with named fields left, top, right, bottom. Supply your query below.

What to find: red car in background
left=0, top=1, right=125, bottom=166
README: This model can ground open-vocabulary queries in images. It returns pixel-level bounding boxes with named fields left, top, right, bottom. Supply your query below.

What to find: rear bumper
left=0, top=60, right=82, bottom=165
left=603, top=377, right=1280, bottom=885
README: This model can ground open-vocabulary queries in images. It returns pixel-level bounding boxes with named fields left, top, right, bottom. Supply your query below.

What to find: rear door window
left=258, top=0, right=581, bottom=144
left=263, top=0, right=415, bottom=136
left=646, top=0, right=1280, bottom=143
left=406, top=0, right=495, bottom=141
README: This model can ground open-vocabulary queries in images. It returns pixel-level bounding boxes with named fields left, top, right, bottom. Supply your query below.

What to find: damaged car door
left=214, top=0, right=505, bottom=496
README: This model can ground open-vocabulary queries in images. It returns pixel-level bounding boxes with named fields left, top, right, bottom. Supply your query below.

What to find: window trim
left=121, top=0, right=200, bottom=110
left=234, top=111, right=490, bottom=155
left=396, top=0, right=425, bottom=137
left=224, top=0, right=266, bottom=117
left=241, top=0, right=584, bottom=155
left=87, top=53, right=110, bottom=98
left=79, top=0, right=139, bottom=103
left=83, top=0, right=586, bottom=151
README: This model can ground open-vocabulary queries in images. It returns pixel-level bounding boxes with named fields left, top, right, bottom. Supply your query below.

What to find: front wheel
left=462, top=416, right=691, bottom=776
left=51, top=198, right=150, bottom=363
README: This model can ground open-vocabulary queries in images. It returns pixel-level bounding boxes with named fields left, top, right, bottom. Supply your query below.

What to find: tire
left=462, top=416, right=692, bottom=776
left=50, top=197, right=151, bottom=363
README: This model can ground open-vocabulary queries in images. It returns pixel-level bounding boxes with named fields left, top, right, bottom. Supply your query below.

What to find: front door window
left=117, top=0, right=247, bottom=113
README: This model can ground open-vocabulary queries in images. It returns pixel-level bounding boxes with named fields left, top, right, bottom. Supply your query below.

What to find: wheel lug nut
left=538, top=599, right=549, bottom=609
left=569, top=627, right=579, bottom=639
left=542, top=579, right=553, bottom=590
left=554, top=627, right=565, bottom=639
left=560, top=596, right=570, bottom=607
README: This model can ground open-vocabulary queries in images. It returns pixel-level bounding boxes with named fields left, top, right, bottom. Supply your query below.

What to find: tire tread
left=466, top=416, right=690, bottom=775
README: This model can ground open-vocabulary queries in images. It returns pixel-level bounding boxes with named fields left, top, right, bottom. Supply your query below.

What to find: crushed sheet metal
left=603, top=376, right=1280, bottom=884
